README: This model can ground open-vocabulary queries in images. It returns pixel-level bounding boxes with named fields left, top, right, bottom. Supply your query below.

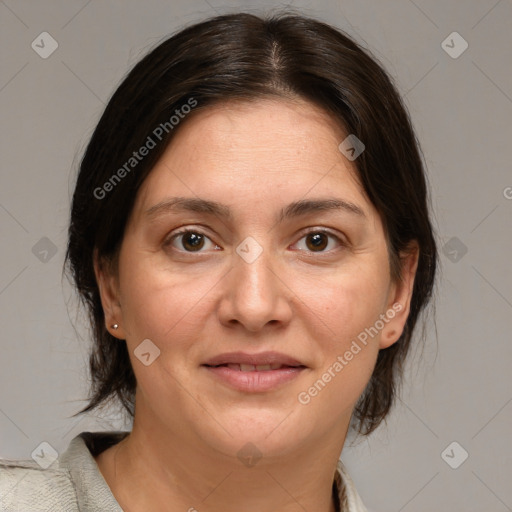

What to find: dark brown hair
left=66, top=11, right=437, bottom=435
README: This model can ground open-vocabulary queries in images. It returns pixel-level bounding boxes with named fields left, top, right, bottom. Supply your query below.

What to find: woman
left=0, top=11, right=437, bottom=512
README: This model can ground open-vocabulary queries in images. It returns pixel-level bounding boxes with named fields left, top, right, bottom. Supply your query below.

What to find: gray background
left=1, top=0, right=511, bottom=510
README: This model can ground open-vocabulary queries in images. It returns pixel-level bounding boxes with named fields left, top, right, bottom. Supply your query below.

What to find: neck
left=96, top=405, right=349, bottom=512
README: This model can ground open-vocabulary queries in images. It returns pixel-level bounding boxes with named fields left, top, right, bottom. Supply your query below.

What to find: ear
left=379, top=241, right=420, bottom=349
left=93, top=249, right=126, bottom=340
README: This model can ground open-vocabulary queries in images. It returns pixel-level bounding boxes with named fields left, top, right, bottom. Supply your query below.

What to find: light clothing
left=0, top=431, right=368, bottom=511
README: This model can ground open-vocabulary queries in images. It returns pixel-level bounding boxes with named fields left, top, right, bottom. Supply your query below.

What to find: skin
left=93, top=97, right=419, bottom=512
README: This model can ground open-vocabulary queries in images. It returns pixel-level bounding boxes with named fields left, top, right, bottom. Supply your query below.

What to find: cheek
left=117, top=251, right=218, bottom=345
left=293, top=261, right=388, bottom=409
left=300, top=260, right=390, bottom=350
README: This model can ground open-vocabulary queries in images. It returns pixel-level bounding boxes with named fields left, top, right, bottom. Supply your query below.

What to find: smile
left=206, top=363, right=295, bottom=371
left=202, top=364, right=306, bottom=392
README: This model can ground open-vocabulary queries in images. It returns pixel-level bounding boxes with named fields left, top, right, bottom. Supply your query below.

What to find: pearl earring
left=112, top=324, right=119, bottom=330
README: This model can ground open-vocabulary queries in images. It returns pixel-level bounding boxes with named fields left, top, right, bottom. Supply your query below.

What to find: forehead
left=187, top=96, right=344, bottom=135
left=172, top=97, right=349, bottom=161
left=132, top=98, right=372, bottom=221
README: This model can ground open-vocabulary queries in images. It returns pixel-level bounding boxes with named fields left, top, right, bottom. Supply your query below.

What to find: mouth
left=201, top=352, right=307, bottom=392
left=202, top=351, right=306, bottom=368
left=204, top=363, right=305, bottom=371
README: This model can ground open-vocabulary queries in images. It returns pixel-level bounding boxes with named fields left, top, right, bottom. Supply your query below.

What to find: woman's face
left=97, top=98, right=416, bottom=458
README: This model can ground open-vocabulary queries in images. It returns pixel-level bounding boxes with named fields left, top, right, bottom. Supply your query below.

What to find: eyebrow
left=144, top=196, right=366, bottom=222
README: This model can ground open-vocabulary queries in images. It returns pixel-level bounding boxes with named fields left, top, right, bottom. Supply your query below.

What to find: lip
left=202, top=351, right=305, bottom=367
left=202, top=365, right=306, bottom=392
left=202, top=351, right=307, bottom=393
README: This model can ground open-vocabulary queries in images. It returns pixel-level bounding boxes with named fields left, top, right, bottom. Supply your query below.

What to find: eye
left=165, top=227, right=346, bottom=254
left=165, top=229, right=220, bottom=253
left=292, top=229, right=345, bottom=253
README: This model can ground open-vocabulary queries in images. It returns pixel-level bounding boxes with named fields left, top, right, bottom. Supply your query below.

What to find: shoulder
left=0, top=458, right=79, bottom=511
left=1, top=431, right=128, bottom=512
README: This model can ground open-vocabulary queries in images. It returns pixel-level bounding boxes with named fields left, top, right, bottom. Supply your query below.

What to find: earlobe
left=380, top=328, right=397, bottom=348
left=93, top=250, right=125, bottom=340
left=379, top=242, right=419, bottom=349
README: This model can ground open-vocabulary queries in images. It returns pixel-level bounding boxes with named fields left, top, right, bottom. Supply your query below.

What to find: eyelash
left=164, top=227, right=347, bottom=255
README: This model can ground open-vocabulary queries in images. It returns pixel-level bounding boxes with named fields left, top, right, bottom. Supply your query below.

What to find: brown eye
left=167, top=229, right=218, bottom=253
left=293, top=229, right=345, bottom=254
left=305, top=232, right=329, bottom=251
left=181, top=232, right=205, bottom=251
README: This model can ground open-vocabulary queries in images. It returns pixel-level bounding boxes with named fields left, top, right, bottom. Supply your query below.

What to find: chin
left=195, top=407, right=315, bottom=459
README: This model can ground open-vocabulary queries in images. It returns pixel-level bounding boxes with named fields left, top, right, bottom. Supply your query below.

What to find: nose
left=217, top=241, right=293, bottom=333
